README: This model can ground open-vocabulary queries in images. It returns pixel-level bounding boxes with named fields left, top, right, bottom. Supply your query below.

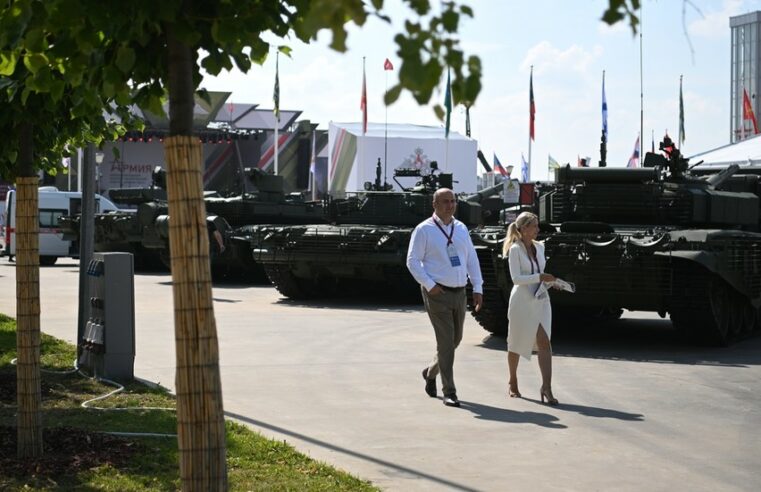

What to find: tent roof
left=330, top=122, right=473, bottom=141
left=108, top=92, right=301, bottom=131
left=689, top=133, right=761, bottom=168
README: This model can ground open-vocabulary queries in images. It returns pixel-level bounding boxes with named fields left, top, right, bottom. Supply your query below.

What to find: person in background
left=503, top=211, right=559, bottom=405
left=406, top=188, right=483, bottom=408
left=207, top=216, right=226, bottom=258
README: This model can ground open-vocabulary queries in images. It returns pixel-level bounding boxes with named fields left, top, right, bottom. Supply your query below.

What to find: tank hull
left=469, top=227, right=761, bottom=345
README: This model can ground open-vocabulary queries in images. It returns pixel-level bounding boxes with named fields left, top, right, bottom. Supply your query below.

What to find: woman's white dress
left=506, top=241, right=552, bottom=359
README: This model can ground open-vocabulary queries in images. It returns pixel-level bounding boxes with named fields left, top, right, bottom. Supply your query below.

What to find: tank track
left=262, top=264, right=312, bottom=300
left=467, top=246, right=509, bottom=337
left=669, top=265, right=760, bottom=345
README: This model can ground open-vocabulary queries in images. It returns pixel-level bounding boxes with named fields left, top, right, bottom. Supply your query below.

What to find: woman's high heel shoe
left=540, top=387, right=558, bottom=406
left=508, top=382, right=521, bottom=398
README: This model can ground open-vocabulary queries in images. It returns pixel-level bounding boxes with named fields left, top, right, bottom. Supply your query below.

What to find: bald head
left=433, top=188, right=454, bottom=204
left=432, top=188, right=456, bottom=223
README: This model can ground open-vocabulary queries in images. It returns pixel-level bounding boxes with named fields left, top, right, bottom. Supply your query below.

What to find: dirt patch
left=0, top=426, right=137, bottom=478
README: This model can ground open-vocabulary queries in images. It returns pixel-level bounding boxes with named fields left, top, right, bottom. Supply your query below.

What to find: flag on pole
left=651, top=131, right=655, bottom=153
left=679, top=76, right=685, bottom=147
left=310, top=130, right=317, bottom=175
left=521, top=153, right=530, bottom=182
left=384, top=58, right=393, bottom=70
left=627, top=134, right=641, bottom=168
left=444, top=67, right=452, bottom=138
left=273, top=53, right=280, bottom=121
left=743, top=88, right=759, bottom=135
left=529, top=70, right=535, bottom=141
left=361, top=59, right=368, bottom=134
left=494, top=153, right=508, bottom=177
left=548, top=154, right=560, bottom=170
left=602, top=71, right=608, bottom=141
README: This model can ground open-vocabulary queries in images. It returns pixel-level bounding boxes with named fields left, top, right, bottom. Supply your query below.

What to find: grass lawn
left=0, top=313, right=378, bottom=491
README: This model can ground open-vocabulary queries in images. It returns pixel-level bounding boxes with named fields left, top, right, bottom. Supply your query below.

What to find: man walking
left=406, top=188, right=483, bottom=407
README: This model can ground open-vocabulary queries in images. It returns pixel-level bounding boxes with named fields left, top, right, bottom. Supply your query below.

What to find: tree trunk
left=16, top=122, right=43, bottom=458
left=165, top=24, right=227, bottom=491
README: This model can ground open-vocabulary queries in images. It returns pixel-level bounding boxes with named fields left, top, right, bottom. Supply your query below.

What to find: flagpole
left=679, top=74, right=684, bottom=150
left=384, top=63, right=388, bottom=187
left=274, top=52, right=280, bottom=175
left=444, top=66, right=452, bottom=173
left=639, top=3, right=644, bottom=161
left=360, top=56, right=366, bottom=189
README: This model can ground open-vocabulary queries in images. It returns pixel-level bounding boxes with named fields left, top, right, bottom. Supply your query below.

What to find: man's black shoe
left=443, top=394, right=460, bottom=407
left=422, top=368, right=437, bottom=398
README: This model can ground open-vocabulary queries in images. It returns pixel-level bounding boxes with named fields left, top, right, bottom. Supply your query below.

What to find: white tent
left=327, top=122, right=478, bottom=194
left=689, top=133, right=761, bottom=168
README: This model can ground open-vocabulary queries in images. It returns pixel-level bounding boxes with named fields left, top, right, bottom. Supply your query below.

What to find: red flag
left=361, top=61, right=367, bottom=134
left=743, top=88, right=759, bottom=135
left=529, top=69, right=535, bottom=141
left=384, top=58, right=393, bottom=70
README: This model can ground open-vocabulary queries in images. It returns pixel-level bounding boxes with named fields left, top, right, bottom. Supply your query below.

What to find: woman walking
left=503, top=212, right=559, bottom=405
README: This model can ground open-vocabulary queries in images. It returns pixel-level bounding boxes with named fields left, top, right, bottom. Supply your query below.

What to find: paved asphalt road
left=1, top=258, right=760, bottom=491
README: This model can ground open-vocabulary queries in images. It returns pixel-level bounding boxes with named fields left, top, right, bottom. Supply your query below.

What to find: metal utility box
left=80, top=252, right=135, bottom=381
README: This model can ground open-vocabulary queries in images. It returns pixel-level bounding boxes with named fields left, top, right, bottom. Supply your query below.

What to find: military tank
left=141, top=167, right=329, bottom=280
left=57, top=179, right=169, bottom=270
left=469, top=137, right=761, bottom=345
left=252, top=161, right=507, bottom=300
left=60, top=165, right=329, bottom=278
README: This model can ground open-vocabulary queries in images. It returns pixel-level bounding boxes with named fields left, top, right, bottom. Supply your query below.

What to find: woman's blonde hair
left=502, top=211, right=539, bottom=256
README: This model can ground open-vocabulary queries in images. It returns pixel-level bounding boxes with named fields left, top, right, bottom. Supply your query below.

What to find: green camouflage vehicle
left=252, top=164, right=507, bottom=299
left=469, top=138, right=761, bottom=345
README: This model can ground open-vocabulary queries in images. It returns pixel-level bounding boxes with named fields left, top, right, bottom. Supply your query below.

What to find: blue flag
left=521, top=153, right=530, bottom=182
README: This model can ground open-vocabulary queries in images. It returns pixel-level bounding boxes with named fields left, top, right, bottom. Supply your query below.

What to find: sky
left=200, top=0, right=761, bottom=181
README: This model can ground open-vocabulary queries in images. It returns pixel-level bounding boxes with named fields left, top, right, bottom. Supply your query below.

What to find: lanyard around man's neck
left=432, top=215, right=455, bottom=245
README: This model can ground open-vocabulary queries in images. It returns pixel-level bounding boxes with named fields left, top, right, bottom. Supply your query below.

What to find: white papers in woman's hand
left=552, top=278, right=576, bottom=293
left=535, top=278, right=576, bottom=299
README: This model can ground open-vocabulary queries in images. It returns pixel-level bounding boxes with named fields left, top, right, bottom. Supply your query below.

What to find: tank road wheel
left=262, top=264, right=311, bottom=300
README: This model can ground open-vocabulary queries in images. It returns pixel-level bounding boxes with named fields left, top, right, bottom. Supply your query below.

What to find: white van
left=3, top=186, right=119, bottom=265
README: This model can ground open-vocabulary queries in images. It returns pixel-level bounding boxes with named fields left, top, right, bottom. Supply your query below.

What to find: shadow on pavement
left=475, top=317, right=761, bottom=367
left=519, top=398, right=645, bottom=421
left=458, top=400, right=566, bottom=429
left=225, top=410, right=481, bottom=492
left=275, top=297, right=426, bottom=313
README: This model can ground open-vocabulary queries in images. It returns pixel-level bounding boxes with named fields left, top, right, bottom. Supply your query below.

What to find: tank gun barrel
left=465, top=181, right=505, bottom=203
left=704, top=163, right=740, bottom=188
left=477, top=150, right=493, bottom=173
left=557, top=164, right=659, bottom=184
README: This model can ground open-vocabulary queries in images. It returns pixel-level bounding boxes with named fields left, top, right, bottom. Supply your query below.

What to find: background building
left=730, top=11, right=761, bottom=143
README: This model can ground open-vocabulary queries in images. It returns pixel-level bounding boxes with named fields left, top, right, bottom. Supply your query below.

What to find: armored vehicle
left=58, top=184, right=169, bottom=270
left=469, top=138, right=761, bottom=345
left=60, top=166, right=328, bottom=278
left=252, top=163, right=507, bottom=300
left=140, top=167, right=328, bottom=279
